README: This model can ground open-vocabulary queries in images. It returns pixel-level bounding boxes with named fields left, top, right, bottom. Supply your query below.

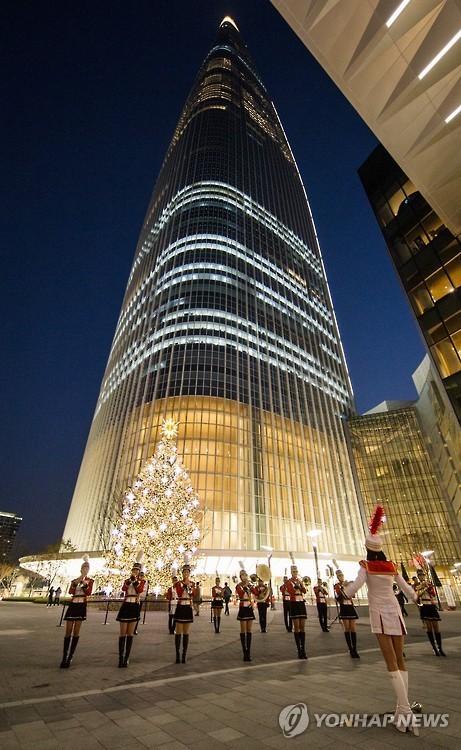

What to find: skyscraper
left=63, top=18, right=364, bottom=566
left=0, top=511, right=22, bottom=561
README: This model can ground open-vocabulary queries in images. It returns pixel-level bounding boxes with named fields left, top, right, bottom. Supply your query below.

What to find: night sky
left=2, top=1, right=425, bottom=554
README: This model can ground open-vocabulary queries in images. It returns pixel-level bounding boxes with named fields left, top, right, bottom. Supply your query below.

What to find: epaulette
left=359, top=560, right=397, bottom=574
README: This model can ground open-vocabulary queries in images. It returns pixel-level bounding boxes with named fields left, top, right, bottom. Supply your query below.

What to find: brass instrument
left=255, top=581, right=270, bottom=602
left=256, top=563, right=271, bottom=582
left=302, top=576, right=311, bottom=587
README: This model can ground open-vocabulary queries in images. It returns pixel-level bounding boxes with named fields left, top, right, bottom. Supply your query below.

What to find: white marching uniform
left=345, top=560, right=417, bottom=636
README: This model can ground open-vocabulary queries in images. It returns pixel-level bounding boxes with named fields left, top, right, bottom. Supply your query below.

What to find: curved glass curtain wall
left=64, top=20, right=364, bottom=558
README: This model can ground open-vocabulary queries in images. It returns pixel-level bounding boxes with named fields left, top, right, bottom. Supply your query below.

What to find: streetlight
left=261, top=545, right=274, bottom=610
left=306, top=529, right=322, bottom=578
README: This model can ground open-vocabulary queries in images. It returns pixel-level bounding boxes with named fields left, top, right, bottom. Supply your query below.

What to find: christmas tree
left=105, top=419, right=202, bottom=592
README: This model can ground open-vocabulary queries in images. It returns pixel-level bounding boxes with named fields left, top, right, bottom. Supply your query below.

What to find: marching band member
left=173, top=564, right=196, bottom=663
left=334, top=569, right=359, bottom=658
left=165, top=575, right=178, bottom=634
left=313, top=578, right=329, bottom=632
left=211, top=577, right=224, bottom=633
left=236, top=569, right=256, bottom=661
left=60, top=555, right=93, bottom=668
left=284, top=565, right=308, bottom=659
left=344, top=506, right=419, bottom=735
left=416, top=569, right=445, bottom=656
left=280, top=576, right=292, bottom=632
left=255, top=578, right=270, bottom=633
left=133, top=570, right=147, bottom=635
left=116, top=556, right=145, bottom=667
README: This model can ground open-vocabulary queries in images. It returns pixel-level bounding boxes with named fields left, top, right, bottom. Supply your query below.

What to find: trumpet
left=302, top=576, right=311, bottom=587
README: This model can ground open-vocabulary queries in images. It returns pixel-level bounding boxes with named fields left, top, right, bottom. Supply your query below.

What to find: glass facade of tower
left=359, top=145, right=461, bottom=424
left=64, top=19, right=364, bottom=559
left=346, top=406, right=461, bottom=569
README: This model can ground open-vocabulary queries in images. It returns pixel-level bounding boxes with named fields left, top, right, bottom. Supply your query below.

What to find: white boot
left=388, top=671, right=417, bottom=734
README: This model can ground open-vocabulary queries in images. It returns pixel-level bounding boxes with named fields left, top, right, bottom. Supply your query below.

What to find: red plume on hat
left=369, top=505, right=385, bottom=535
left=365, top=504, right=385, bottom=551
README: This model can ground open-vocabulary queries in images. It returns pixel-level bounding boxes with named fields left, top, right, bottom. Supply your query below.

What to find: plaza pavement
left=0, top=599, right=459, bottom=749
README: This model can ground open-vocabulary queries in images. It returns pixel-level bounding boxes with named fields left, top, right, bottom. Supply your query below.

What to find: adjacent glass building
left=358, top=145, right=461, bottom=424
left=346, top=404, right=461, bottom=570
left=63, top=18, right=364, bottom=562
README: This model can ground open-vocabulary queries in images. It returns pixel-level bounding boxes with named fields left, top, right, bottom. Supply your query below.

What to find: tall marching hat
left=132, top=551, right=144, bottom=571
left=182, top=552, right=191, bottom=572
left=365, top=505, right=385, bottom=551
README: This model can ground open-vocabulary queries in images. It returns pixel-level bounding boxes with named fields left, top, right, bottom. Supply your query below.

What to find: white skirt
left=369, top=603, right=406, bottom=635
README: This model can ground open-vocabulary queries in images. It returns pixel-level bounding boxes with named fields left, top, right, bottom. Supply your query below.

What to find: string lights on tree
left=105, top=419, right=202, bottom=591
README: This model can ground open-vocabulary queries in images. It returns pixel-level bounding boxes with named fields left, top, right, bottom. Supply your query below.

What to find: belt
left=178, top=598, right=191, bottom=603
left=125, top=596, right=138, bottom=603
left=72, top=596, right=85, bottom=602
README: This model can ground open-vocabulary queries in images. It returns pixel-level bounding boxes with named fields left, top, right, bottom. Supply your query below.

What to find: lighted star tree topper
left=105, top=419, right=202, bottom=591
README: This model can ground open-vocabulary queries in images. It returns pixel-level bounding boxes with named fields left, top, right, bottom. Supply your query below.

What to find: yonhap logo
left=278, top=703, right=309, bottom=737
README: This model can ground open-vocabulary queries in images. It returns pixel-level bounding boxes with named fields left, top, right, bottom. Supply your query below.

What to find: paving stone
left=208, top=727, right=244, bottom=741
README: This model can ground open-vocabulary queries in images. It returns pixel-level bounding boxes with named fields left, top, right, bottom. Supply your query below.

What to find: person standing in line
left=280, top=576, right=292, bottom=632
left=47, top=586, right=55, bottom=607
left=334, top=570, right=359, bottom=658
left=284, top=565, right=308, bottom=659
left=211, top=577, right=224, bottom=633
left=344, top=506, right=419, bottom=735
left=133, top=571, right=147, bottom=635
left=313, top=578, right=329, bottom=632
left=116, top=557, right=145, bottom=667
left=53, top=586, right=62, bottom=606
left=60, top=556, right=93, bottom=668
left=415, top=569, right=446, bottom=656
left=165, top=575, right=178, bottom=634
left=255, top=578, right=270, bottom=633
left=173, top=564, right=196, bottom=663
left=236, top=569, right=256, bottom=661
left=193, top=581, right=202, bottom=616
left=222, top=582, right=232, bottom=614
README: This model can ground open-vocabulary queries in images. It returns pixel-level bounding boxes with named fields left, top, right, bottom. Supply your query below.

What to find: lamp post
left=307, top=529, right=322, bottom=579
left=261, top=545, right=274, bottom=610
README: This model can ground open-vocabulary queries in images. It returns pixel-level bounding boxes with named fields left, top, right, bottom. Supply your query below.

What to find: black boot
left=344, top=631, right=353, bottom=656
left=427, top=631, right=439, bottom=656
left=118, top=636, right=126, bottom=667
left=350, top=631, right=360, bottom=658
left=240, top=633, right=247, bottom=661
left=216, top=616, right=221, bottom=633
left=294, top=631, right=302, bottom=658
left=435, top=631, right=446, bottom=656
left=299, top=631, right=308, bottom=659
left=182, top=634, right=189, bottom=663
left=246, top=632, right=252, bottom=662
left=175, top=634, right=181, bottom=663
left=60, top=636, right=71, bottom=668
left=123, top=635, right=133, bottom=667
left=66, top=636, right=79, bottom=667
left=213, top=616, right=218, bottom=633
